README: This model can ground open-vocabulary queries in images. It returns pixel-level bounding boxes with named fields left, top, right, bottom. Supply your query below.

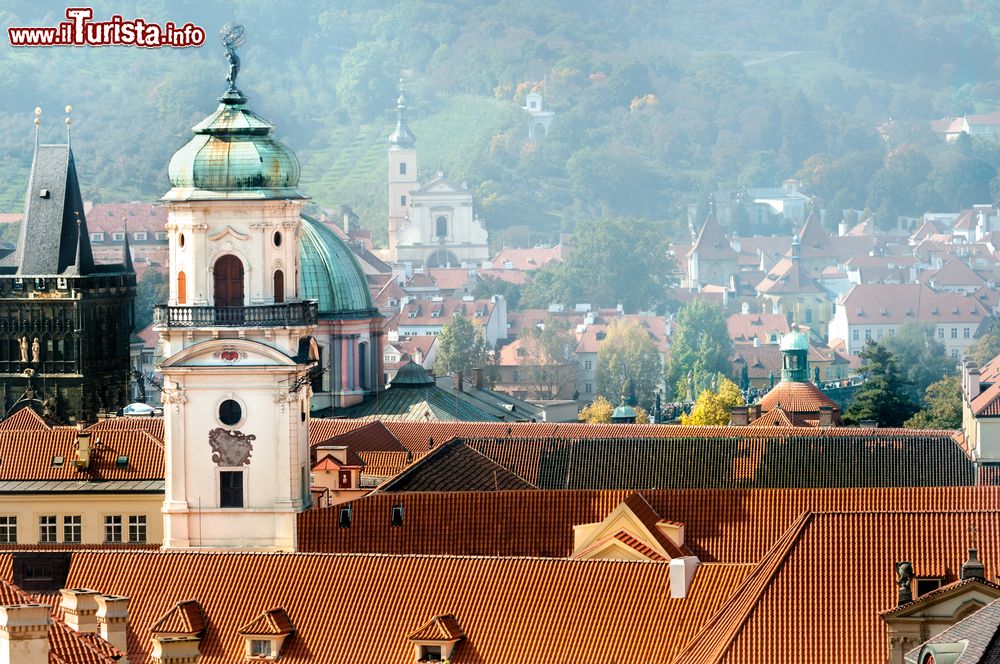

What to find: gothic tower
left=155, top=33, right=317, bottom=550
left=387, top=82, right=417, bottom=263
left=0, top=121, right=135, bottom=423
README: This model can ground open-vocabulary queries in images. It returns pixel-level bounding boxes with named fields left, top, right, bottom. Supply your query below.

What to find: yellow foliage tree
left=680, top=389, right=729, bottom=426
left=579, top=395, right=614, bottom=423
left=715, top=376, right=746, bottom=410
left=634, top=406, right=650, bottom=424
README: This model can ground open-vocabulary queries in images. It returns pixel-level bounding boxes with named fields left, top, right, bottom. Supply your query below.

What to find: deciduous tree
left=905, top=375, right=962, bottom=429
left=665, top=301, right=733, bottom=399
left=596, top=318, right=663, bottom=410
left=433, top=316, right=492, bottom=377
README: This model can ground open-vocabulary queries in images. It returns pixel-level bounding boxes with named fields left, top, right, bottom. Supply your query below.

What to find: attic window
left=408, top=311, right=417, bottom=318
left=915, top=577, right=942, bottom=596
left=116, top=456, right=129, bottom=468
left=906, top=307, right=913, bottom=316
left=880, top=307, right=888, bottom=316
left=39, top=189, right=49, bottom=199
left=250, top=639, right=272, bottom=657
left=338, top=505, right=352, bottom=528
left=932, top=307, right=940, bottom=315
left=418, top=645, right=442, bottom=662
left=391, top=504, right=404, bottom=527
left=51, top=456, right=64, bottom=468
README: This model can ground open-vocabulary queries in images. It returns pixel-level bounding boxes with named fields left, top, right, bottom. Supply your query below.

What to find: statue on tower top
left=220, top=22, right=246, bottom=92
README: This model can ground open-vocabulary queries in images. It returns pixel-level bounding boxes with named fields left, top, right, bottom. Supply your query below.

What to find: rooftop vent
left=51, top=456, right=64, bottom=468
left=338, top=505, right=352, bottom=529
left=391, top=504, right=404, bottom=527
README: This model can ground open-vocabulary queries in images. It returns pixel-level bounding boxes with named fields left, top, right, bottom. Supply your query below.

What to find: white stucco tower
left=388, top=83, right=418, bottom=261
left=154, top=46, right=317, bottom=550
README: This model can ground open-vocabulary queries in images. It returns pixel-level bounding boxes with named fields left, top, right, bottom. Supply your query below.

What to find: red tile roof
left=490, top=246, right=562, bottom=271
left=239, top=608, right=295, bottom=636
left=297, top=486, right=997, bottom=563
left=150, top=599, right=206, bottom=635
left=377, top=438, right=536, bottom=492
left=399, top=299, right=494, bottom=327
left=313, top=420, right=408, bottom=455
left=84, top=202, right=166, bottom=234
left=726, top=314, right=789, bottom=344
left=407, top=614, right=464, bottom=642
left=839, top=284, right=988, bottom=325
left=0, top=428, right=163, bottom=481
left=56, top=550, right=748, bottom=664
left=676, top=509, right=1000, bottom=664
left=917, top=257, right=986, bottom=288
left=755, top=380, right=842, bottom=426
left=755, top=256, right=825, bottom=294
left=688, top=212, right=738, bottom=260
left=357, top=451, right=411, bottom=478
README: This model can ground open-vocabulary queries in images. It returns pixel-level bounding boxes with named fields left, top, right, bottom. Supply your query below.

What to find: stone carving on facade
left=208, top=427, right=255, bottom=466
left=212, top=348, right=248, bottom=364
left=31, top=337, right=40, bottom=363
left=19, top=336, right=28, bottom=363
left=895, top=561, right=915, bottom=606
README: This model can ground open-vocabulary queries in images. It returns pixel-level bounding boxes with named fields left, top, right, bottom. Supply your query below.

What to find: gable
left=159, top=338, right=298, bottom=369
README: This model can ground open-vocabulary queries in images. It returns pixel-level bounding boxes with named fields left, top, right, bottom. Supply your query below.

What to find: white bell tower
left=388, top=80, right=418, bottom=263
left=155, top=26, right=317, bottom=550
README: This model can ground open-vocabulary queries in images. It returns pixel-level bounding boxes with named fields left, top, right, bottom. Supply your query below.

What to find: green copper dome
left=779, top=328, right=810, bottom=352
left=163, top=90, right=306, bottom=201
left=299, top=214, right=378, bottom=318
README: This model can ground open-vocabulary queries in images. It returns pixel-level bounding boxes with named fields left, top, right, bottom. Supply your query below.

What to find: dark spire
left=16, top=144, right=94, bottom=276
left=962, top=545, right=985, bottom=580
left=121, top=217, right=134, bottom=272
left=389, top=78, right=416, bottom=148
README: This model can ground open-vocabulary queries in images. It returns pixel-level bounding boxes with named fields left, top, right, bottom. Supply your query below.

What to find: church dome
left=299, top=215, right=377, bottom=318
left=163, top=90, right=305, bottom=201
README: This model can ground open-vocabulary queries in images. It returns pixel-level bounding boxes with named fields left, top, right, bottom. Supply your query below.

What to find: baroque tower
left=155, top=27, right=317, bottom=550
left=387, top=81, right=418, bottom=262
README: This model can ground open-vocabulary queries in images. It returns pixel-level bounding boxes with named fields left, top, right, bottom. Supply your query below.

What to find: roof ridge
left=673, top=511, right=813, bottom=664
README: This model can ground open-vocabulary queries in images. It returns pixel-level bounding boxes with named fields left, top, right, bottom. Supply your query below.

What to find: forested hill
left=1, top=0, right=999, bottom=247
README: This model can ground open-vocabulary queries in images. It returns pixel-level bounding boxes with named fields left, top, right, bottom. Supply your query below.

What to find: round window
left=273, top=231, right=282, bottom=247
left=178, top=233, right=186, bottom=248
left=218, top=399, right=242, bottom=426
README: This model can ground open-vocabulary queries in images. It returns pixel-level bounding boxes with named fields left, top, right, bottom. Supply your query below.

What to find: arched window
left=399, top=162, right=407, bottom=175
left=273, top=270, right=284, bottom=304
left=435, top=216, right=448, bottom=238
left=177, top=271, right=186, bottom=305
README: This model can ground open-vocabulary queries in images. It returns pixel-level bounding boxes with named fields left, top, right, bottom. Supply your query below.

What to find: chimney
left=818, top=405, right=833, bottom=428
left=749, top=404, right=761, bottom=421
left=729, top=405, right=749, bottom=426
left=669, top=556, right=700, bottom=599
left=453, top=371, right=463, bottom=392
left=969, top=367, right=982, bottom=400
left=0, top=603, right=50, bottom=664
left=343, top=210, right=351, bottom=235
left=151, top=636, right=201, bottom=664
left=59, top=588, right=100, bottom=633
left=961, top=547, right=986, bottom=580
left=741, top=301, right=749, bottom=315
left=753, top=337, right=759, bottom=348
left=96, top=595, right=129, bottom=660
left=472, top=368, right=483, bottom=390
left=74, top=427, right=91, bottom=471
left=838, top=220, right=847, bottom=237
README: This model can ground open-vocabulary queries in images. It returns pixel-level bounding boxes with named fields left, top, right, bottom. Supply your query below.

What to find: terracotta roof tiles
left=376, top=438, right=536, bottom=492
left=407, top=614, right=464, bottom=641
left=239, top=607, right=295, bottom=636
left=58, top=550, right=748, bottom=664
left=150, top=599, right=206, bottom=635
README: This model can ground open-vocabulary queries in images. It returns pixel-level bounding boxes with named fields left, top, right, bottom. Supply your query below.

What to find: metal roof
left=299, top=214, right=378, bottom=317
left=0, top=479, right=164, bottom=493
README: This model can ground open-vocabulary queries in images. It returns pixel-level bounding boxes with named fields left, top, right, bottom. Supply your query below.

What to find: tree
left=433, top=316, right=492, bottom=377
left=135, top=269, right=168, bottom=332
left=881, top=322, right=955, bottom=403
left=579, top=395, right=614, bottom=423
left=472, top=275, right=522, bottom=310
left=517, top=318, right=577, bottom=400
left=679, top=376, right=744, bottom=426
left=665, top=300, right=733, bottom=399
left=966, top=319, right=1000, bottom=366
left=905, top=375, right=962, bottom=429
left=844, top=341, right=919, bottom=426
left=596, top=319, right=663, bottom=411
left=681, top=389, right=728, bottom=426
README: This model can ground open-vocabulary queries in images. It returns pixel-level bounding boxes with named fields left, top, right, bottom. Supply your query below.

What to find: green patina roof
left=780, top=328, right=810, bottom=351
left=299, top=214, right=377, bottom=318
left=163, top=90, right=306, bottom=201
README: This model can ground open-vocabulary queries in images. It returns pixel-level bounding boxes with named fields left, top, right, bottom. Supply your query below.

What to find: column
left=352, top=335, right=360, bottom=391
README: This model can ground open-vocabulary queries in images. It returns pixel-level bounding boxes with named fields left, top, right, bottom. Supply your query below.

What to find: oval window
left=178, top=233, right=186, bottom=249
left=218, top=399, right=242, bottom=426
left=274, top=231, right=282, bottom=247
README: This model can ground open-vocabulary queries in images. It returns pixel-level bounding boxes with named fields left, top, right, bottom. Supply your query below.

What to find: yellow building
left=0, top=409, right=164, bottom=546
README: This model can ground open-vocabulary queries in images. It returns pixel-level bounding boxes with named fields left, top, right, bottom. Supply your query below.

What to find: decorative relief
left=213, top=348, right=247, bottom=363
left=208, top=427, right=255, bottom=466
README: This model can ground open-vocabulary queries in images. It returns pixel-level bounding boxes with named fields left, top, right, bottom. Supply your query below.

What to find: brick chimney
left=968, top=367, right=981, bottom=400
left=669, top=557, right=700, bottom=599
left=0, top=603, right=50, bottom=664
left=729, top=406, right=749, bottom=426
left=453, top=371, right=463, bottom=392
left=818, top=405, right=833, bottom=428
left=472, top=368, right=483, bottom=390
left=151, top=636, right=202, bottom=664
left=59, top=588, right=100, bottom=633
left=749, top=404, right=761, bottom=422
left=96, top=595, right=129, bottom=660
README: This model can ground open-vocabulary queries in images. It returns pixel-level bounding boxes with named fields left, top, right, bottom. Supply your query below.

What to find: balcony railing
left=153, top=302, right=318, bottom=328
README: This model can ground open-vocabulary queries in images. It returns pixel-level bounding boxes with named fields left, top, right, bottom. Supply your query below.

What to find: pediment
left=160, top=338, right=297, bottom=368
left=414, top=176, right=467, bottom=194
left=208, top=225, right=250, bottom=242
left=572, top=493, right=689, bottom=561
left=883, top=579, right=1000, bottom=622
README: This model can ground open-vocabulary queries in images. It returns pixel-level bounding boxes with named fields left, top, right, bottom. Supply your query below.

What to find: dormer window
left=240, top=608, right=294, bottom=661
left=408, top=615, right=464, bottom=663
left=112, top=232, right=125, bottom=242
left=134, top=231, right=148, bottom=241
left=418, top=645, right=442, bottom=662
left=251, top=639, right=272, bottom=657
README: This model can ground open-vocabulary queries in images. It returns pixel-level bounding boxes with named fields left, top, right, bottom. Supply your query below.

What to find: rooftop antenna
left=33, top=107, right=41, bottom=147
left=64, top=105, right=73, bottom=147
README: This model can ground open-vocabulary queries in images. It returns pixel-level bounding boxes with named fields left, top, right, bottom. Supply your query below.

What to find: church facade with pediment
left=387, top=88, right=489, bottom=268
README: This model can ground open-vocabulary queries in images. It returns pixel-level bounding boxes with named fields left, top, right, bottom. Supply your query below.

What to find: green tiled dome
left=780, top=328, right=810, bottom=351
left=163, top=90, right=305, bottom=201
left=299, top=215, right=377, bottom=318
